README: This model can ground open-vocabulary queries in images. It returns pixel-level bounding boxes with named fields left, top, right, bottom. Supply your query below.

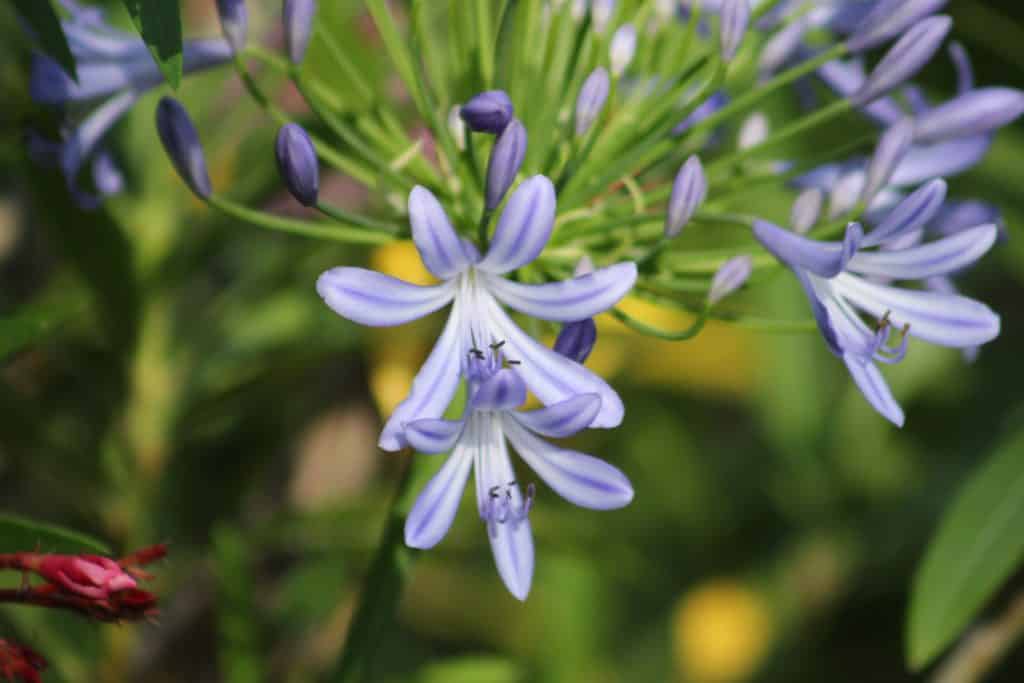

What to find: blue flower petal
left=404, top=447, right=473, bottom=549
left=753, top=220, right=863, bottom=278
left=484, top=262, right=638, bottom=322
left=843, top=352, right=905, bottom=426
left=848, top=224, right=998, bottom=280
left=408, top=186, right=474, bottom=279
left=316, top=267, right=454, bottom=327
left=510, top=394, right=601, bottom=438
left=477, top=175, right=557, bottom=274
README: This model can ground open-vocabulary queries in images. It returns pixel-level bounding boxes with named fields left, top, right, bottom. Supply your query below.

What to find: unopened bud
left=665, top=155, right=707, bottom=237
left=853, top=16, right=951, bottom=106
left=216, top=0, right=248, bottom=54
left=610, top=24, right=636, bottom=77
left=156, top=97, right=212, bottom=199
left=708, top=255, right=753, bottom=305
left=460, top=90, right=514, bottom=134
left=275, top=123, right=320, bottom=206
left=485, top=119, right=527, bottom=209
left=283, top=0, right=316, bottom=65
left=720, top=0, right=751, bottom=63
left=575, top=67, right=610, bottom=136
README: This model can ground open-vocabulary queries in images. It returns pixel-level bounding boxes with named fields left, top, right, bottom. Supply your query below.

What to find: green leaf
left=0, top=513, right=111, bottom=554
left=906, top=429, right=1024, bottom=670
left=121, top=0, right=183, bottom=89
left=12, top=0, right=77, bottom=82
left=0, top=292, right=85, bottom=362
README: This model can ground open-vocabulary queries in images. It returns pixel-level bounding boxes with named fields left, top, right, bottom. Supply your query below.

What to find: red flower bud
left=37, top=555, right=137, bottom=600
left=0, top=639, right=47, bottom=683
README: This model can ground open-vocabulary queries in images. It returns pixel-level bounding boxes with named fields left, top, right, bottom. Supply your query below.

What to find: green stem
left=315, top=26, right=374, bottom=103
left=316, top=202, right=403, bottom=235
left=206, top=195, right=394, bottom=246
left=610, top=306, right=710, bottom=341
left=331, top=459, right=422, bottom=683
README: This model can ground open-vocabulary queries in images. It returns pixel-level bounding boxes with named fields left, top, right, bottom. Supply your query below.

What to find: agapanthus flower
left=25, top=0, right=232, bottom=207
left=317, top=176, right=637, bottom=450
left=753, top=180, right=1000, bottom=426
left=403, top=349, right=633, bottom=599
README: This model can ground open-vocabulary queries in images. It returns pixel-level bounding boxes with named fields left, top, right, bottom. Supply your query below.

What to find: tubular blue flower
left=155, top=98, right=212, bottom=200
left=25, top=1, right=232, bottom=207
left=575, top=68, right=611, bottom=137
left=275, top=123, right=320, bottom=207
left=708, top=255, right=753, bottom=305
left=610, top=24, right=637, bottom=77
left=316, top=176, right=638, bottom=450
left=485, top=119, right=527, bottom=209
left=852, top=16, right=952, bottom=106
left=460, top=90, right=515, bottom=134
left=665, top=155, right=707, bottom=238
left=403, top=352, right=633, bottom=600
left=216, top=0, right=248, bottom=54
left=283, top=0, right=316, bottom=65
left=753, top=179, right=1000, bottom=426
left=719, top=0, right=751, bottom=63
left=846, top=0, right=947, bottom=52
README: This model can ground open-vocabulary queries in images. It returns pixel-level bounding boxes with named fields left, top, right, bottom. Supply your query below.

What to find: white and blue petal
left=404, top=445, right=473, bottom=549
left=404, top=417, right=467, bottom=454
left=477, top=176, right=557, bottom=275
left=483, top=262, right=638, bottom=322
left=833, top=272, right=1001, bottom=348
left=379, top=301, right=465, bottom=451
left=753, top=220, right=863, bottom=278
left=843, top=352, right=905, bottom=427
left=503, top=416, right=634, bottom=510
left=847, top=224, right=998, bottom=280
left=510, top=394, right=601, bottom=439
left=482, top=293, right=625, bottom=428
left=316, top=267, right=455, bottom=327
left=408, top=186, right=474, bottom=279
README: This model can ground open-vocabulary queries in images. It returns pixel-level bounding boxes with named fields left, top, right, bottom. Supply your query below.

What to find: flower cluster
left=15, top=0, right=1023, bottom=598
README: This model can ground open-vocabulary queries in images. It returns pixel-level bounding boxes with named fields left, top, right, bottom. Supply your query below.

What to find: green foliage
left=0, top=513, right=110, bottom=554
left=11, top=0, right=77, bottom=81
left=121, top=0, right=183, bottom=89
left=906, top=429, right=1024, bottom=670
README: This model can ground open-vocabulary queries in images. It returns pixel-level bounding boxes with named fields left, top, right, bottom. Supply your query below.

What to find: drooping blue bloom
left=25, top=0, right=232, bottom=207
left=460, top=91, right=515, bottom=134
left=317, top=176, right=638, bottom=450
left=403, top=350, right=633, bottom=600
left=753, top=179, right=1000, bottom=426
left=275, top=123, right=320, bottom=207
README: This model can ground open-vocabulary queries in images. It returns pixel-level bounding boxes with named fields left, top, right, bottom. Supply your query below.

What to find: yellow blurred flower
left=673, top=580, right=773, bottom=683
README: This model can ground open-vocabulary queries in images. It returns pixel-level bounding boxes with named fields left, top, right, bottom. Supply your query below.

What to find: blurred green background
left=0, top=1, right=1023, bottom=681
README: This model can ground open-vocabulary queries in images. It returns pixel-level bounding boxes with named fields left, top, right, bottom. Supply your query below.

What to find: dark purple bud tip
left=275, top=123, right=320, bottom=207
left=554, top=318, right=597, bottom=364
left=283, top=0, right=316, bottom=65
left=460, top=90, right=515, bottom=134
left=217, top=0, right=248, bottom=54
left=155, top=97, right=212, bottom=199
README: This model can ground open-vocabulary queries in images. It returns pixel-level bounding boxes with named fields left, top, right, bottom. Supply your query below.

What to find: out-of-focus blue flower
left=283, top=0, right=317, bottom=65
left=402, top=350, right=633, bottom=600
left=708, top=255, right=752, bottom=306
left=852, top=16, right=952, bottom=106
left=610, top=24, right=637, bottom=77
left=317, top=176, right=637, bottom=451
left=575, top=68, right=611, bottom=137
left=275, top=123, right=320, bottom=207
left=216, top=0, right=248, bottom=54
left=719, top=0, right=751, bottom=63
left=25, top=1, right=231, bottom=208
left=753, top=179, right=1000, bottom=426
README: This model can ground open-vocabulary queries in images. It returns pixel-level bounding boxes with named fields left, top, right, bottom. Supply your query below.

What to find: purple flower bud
left=92, top=153, right=125, bottom=197
left=216, top=0, right=248, bottom=53
left=283, top=0, right=316, bottom=65
left=853, top=16, right=952, bottom=106
left=575, top=68, right=610, bottom=136
left=708, top=255, right=753, bottom=305
left=759, top=14, right=810, bottom=77
left=846, top=0, right=946, bottom=52
left=665, top=155, right=707, bottom=237
left=554, top=318, right=598, bottom=364
left=460, top=90, right=514, bottom=134
left=828, top=170, right=865, bottom=218
left=275, top=123, right=319, bottom=206
left=913, top=88, right=1024, bottom=144
left=791, top=188, right=823, bottom=234
left=485, top=118, right=527, bottom=210
left=155, top=97, right=212, bottom=199
left=719, top=0, right=751, bottom=63
left=864, top=117, right=913, bottom=202
left=610, top=24, right=636, bottom=77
